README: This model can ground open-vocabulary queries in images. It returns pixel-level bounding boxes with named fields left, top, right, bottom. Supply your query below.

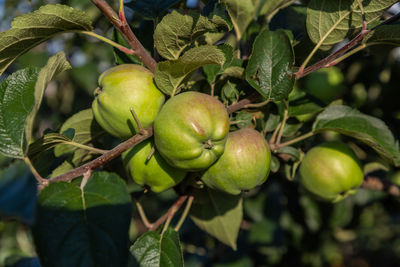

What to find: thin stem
left=149, top=194, right=188, bottom=231
left=174, top=195, right=194, bottom=231
left=135, top=200, right=153, bottom=228
left=277, top=132, right=314, bottom=149
left=65, top=141, right=108, bottom=155
left=161, top=212, right=174, bottom=235
left=91, top=0, right=157, bottom=72
left=276, top=100, right=289, bottom=144
left=80, top=31, right=134, bottom=55
left=130, top=107, right=144, bottom=133
left=226, top=93, right=260, bottom=114
left=24, top=157, right=47, bottom=185
left=243, top=99, right=270, bottom=109
left=48, top=126, right=153, bottom=184
left=119, top=0, right=126, bottom=23
left=325, top=44, right=367, bottom=67
left=269, top=122, right=281, bottom=145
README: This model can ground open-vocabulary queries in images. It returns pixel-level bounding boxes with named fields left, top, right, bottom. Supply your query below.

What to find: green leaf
left=189, top=188, right=242, bottom=250
left=154, top=45, right=227, bottom=95
left=129, top=228, right=183, bottom=267
left=0, top=4, right=92, bottom=75
left=54, top=109, right=105, bottom=162
left=202, top=45, right=236, bottom=84
left=288, top=94, right=325, bottom=116
left=312, top=105, right=400, bottom=166
left=221, top=0, right=256, bottom=40
left=154, top=10, right=230, bottom=60
left=306, top=0, right=397, bottom=46
left=25, top=52, right=71, bottom=145
left=0, top=52, right=70, bottom=159
left=0, top=68, right=38, bottom=158
left=365, top=24, right=400, bottom=46
left=33, top=171, right=132, bottom=267
left=258, top=0, right=296, bottom=19
left=246, top=29, right=295, bottom=101
left=235, top=112, right=253, bottom=129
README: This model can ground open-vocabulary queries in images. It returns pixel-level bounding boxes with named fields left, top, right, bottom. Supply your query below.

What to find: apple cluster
left=92, top=64, right=364, bottom=202
left=92, top=64, right=271, bottom=195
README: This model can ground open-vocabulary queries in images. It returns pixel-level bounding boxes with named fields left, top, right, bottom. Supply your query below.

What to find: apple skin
left=201, top=128, right=271, bottom=195
left=122, top=139, right=187, bottom=193
left=299, top=141, right=364, bottom=203
left=153, top=91, right=230, bottom=171
left=303, top=66, right=345, bottom=104
left=92, top=64, right=165, bottom=139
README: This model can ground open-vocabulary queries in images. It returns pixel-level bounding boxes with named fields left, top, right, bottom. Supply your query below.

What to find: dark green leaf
left=28, top=133, right=72, bottom=162
left=0, top=161, right=37, bottom=224
left=33, top=171, right=132, bottom=267
left=306, top=0, right=397, bottom=46
left=221, top=81, right=239, bottom=104
left=129, top=228, right=183, bottom=267
left=270, top=155, right=280, bottom=172
left=0, top=52, right=70, bottom=159
left=312, top=105, right=400, bottom=166
left=189, top=188, right=242, bottom=250
left=258, top=0, right=297, bottom=19
left=202, top=45, right=235, bottom=84
left=154, top=10, right=230, bottom=60
left=154, top=45, right=227, bottom=95
left=235, top=112, right=253, bottom=129
left=0, top=4, right=92, bottom=75
left=126, top=0, right=181, bottom=19
left=365, top=24, right=400, bottom=46
left=288, top=94, right=325, bottom=116
left=246, top=29, right=295, bottom=101
left=0, top=68, right=38, bottom=158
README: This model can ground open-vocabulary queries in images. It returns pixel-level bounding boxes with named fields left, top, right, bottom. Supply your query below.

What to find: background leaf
left=154, top=45, right=227, bottom=95
left=0, top=161, right=37, bottom=225
left=126, top=0, right=181, bottom=19
left=33, top=171, right=132, bottom=267
left=0, top=4, right=92, bottom=75
left=312, top=105, right=400, bottom=166
left=129, top=228, right=183, bottom=267
left=306, top=0, right=398, bottom=46
left=189, top=188, right=243, bottom=250
left=245, top=29, right=295, bottom=101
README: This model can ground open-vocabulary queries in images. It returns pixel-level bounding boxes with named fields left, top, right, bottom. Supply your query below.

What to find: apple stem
left=79, top=31, right=135, bottom=55
left=276, top=100, right=289, bottom=145
left=130, top=107, right=144, bottom=134
left=146, top=145, right=156, bottom=161
left=203, top=139, right=214, bottom=149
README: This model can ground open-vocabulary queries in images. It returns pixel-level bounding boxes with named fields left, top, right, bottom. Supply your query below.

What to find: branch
left=149, top=194, right=189, bottom=231
left=226, top=93, right=260, bottom=114
left=362, top=176, right=400, bottom=198
left=91, top=0, right=157, bottom=72
left=48, top=127, right=153, bottom=184
left=296, top=12, right=400, bottom=79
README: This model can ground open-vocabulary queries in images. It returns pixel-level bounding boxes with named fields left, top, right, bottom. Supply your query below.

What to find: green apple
left=92, top=64, right=165, bottom=139
left=303, top=66, right=345, bottom=104
left=122, top=139, right=186, bottom=193
left=299, top=141, right=364, bottom=202
left=153, top=91, right=230, bottom=171
left=201, top=128, right=271, bottom=195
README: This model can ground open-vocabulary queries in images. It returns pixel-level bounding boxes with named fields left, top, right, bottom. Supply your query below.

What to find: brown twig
left=226, top=93, right=260, bottom=114
left=362, top=176, right=400, bottom=198
left=48, top=127, right=153, bottom=184
left=149, top=194, right=189, bottom=231
left=91, top=0, right=157, bottom=72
